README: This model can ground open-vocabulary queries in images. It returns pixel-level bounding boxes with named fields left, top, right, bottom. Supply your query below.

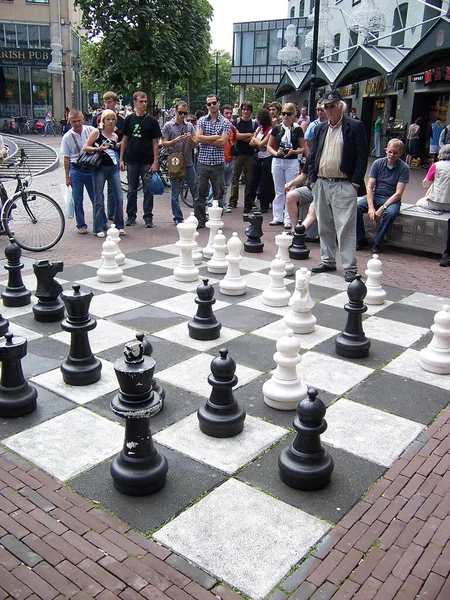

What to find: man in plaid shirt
left=195, top=94, right=230, bottom=227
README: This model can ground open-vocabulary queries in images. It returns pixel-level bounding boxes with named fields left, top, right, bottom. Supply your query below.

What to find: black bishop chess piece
left=135, top=332, right=165, bottom=408
left=278, top=387, right=334, bottom=490
left=0, top=333, right=38, bottom=418
left=1, top=238, right=31, bottom=307
left=198, top=348, right=246, bottom=438
left=60, top=284, right=102, bottom=385
left=188, top=278, right=222, bottom=341
left=110, top=339, right=168, bottom=495
left=243, top=211, right=264, bottom=253
left=289, top=221, right=310, bottom=260
left=335, top=275, right=371, bottom=359
left=33, top=260, right=65, bottom=322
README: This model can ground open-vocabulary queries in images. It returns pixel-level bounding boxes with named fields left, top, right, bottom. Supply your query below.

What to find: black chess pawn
left=279, top=388, right=334, bottom=490
left=243, top=211, right=264, bottom=253
left=198, top=348, right=246, bottom=437
left=0, top=313, right=9, bottom=337
left=0, top=333, right=38, bottom=418
left=1, top=238, right=31, bottom=307
left=110, top=339, right=168, bottom=495
left=335, top=275, right=371, bottom=358
left=60, top=284, right=102, bottom=385
left=289, top=221, right=310, bottom=260
left=32, top=260, right=65, bottom=322
left=188, top=278, right=222, bottom=341
left=136, top=332, right=165, bottom=407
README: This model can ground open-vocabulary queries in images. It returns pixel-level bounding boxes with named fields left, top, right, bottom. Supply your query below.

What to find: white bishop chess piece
left=107, top=224, right=125, bottom=266
left=275, top=232, right=295, bottom=276
left=220, top=232, right=247, bottom=296
left=207, top=230, right=228, bottom=274
left=419, top=304, right=450, bottom=375
left=97, top=238, right=123, bottom=283
left=173, top=221, right=199, bottom=282
left=262, top=254, right=291, bottom=307
left=203, top=200, right=223, bottom=259
left=263, top=328, right=308, bottom=410
left=185, top=212, right=203, bottom=265
left=283, top=267, right=316, bottom=333
left=365, top=254, right=387, bottom=305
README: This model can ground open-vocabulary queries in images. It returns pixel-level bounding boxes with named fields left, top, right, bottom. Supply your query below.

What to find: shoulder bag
left=72, top=130, right=102, bottom=170
left=167, top=126, right=186, bottom=179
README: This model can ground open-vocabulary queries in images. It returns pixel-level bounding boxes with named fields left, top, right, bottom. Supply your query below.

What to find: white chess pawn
left=263, top=329, right=308, bottom=410
left=275, top=232, right=295, bottom=276
left=107, top=224, right=125, bottom=266
left=203, top=200, right=224, bottom=259
left=262, top=254, right=290, bottom=307
left=365, top=254, right=387, bottom=305
left=97, top=238, right=123, bottom=283
left=220, top=232, right=247, bottom=296
left=283, top=268, right=316, bottom=333
left=185, top=212, right=203, bottom=265
left=173, top=221, right=199, bottom=282
left=419, top=305, right=450, bottom=375
left=207, top=230, right=228, bottom=274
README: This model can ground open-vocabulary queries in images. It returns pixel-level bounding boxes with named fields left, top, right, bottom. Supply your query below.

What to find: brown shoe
left=78, top=227, right=88, bottom=234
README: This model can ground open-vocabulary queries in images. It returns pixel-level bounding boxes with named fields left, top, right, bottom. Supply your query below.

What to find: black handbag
left=76, top=151, right=102, bottom=169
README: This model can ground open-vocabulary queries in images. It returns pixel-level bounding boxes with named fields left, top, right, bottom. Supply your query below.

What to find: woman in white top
left=417, top=144, right=450, bottom=212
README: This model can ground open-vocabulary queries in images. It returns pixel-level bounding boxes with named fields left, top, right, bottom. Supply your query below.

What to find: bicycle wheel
left=181, top=178, right=194, bottom=208
left=120, top=169, right=143, bottom=193
left=3, top=191, right=65, bottom=252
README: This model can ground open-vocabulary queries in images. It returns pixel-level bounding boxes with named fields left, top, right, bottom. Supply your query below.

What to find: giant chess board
left=0, top=244, right=448, bottom=600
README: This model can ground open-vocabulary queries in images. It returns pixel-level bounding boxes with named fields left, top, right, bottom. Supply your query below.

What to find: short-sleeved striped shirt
left=197, top=113, right=230, bottom=165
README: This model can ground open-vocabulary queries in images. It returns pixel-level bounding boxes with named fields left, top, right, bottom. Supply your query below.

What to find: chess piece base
left=283, top=313, right=316, bottom=334
left=263, top=379, right=308, bottom=411
left=188, top=320, right=221, bottom=341
left=1, top=289, right=31, bottom=307
left=0, top=382, right=38, bottom=418
left=288, top=248, right=310, bottom=260
left=33, top=303, right=65, bottom=322
left=198, top=403, right=245, bottom=438
left=419, top=349, right=450, bottom=375
left=244, top=241, right=264, bottom=253
left=279, top=446, right=334, bottom=490
left=110, top=451, right=168, bottom=496
left=219, top=280, right=247, bottom=296
left=61, top=356, right=102, bottom=386
left=335, top=334, right=370, bottom=358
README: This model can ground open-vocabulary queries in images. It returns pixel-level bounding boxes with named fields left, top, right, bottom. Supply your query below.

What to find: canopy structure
left=333, top=46, right=409, bottom=87
left=275, top=70, right=307, bottom=98
left=298, top=61, right=346, bottom=92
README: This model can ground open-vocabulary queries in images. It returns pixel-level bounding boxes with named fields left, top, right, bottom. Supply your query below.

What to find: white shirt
left=60, top=125, right=95, bottom=162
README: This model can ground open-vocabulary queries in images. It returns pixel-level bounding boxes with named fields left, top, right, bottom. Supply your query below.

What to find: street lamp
left=215, top=52, right=220, bottom=97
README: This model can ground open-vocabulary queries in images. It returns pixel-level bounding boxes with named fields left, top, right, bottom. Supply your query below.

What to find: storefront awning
left=297, top=61, right=346, bottom=93
left=333, top=46, right=409, bottom=87
left=274, top=70, right=307, bottom=98
left=392, top=16, right=450, bottom=78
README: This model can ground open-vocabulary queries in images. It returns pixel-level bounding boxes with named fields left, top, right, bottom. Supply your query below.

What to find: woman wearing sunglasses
left=267, top=103, right=305, bottom=228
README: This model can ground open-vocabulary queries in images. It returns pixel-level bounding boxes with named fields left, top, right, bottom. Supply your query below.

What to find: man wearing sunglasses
left=195, top=94, right=230, bottom=227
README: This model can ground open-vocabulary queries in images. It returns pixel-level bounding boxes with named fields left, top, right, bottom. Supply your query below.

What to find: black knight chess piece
left=279, top=388, right=334, bottom=490
left=198, top=348, right=246, bottom=437
left=32, top=260, right=65, bottom=322
left=335, top=275, right=371, bottom=358
left=136, top=332, right=165, bottom=407
left=0, top=333, right=38, bottom=418
left=60, top=284, right=102, bottom=385
left=188, top=278, right=222, bottom=340
left=243, top=211, right=264, bottom=253
left=1, top=238, right=31, bottom=307
left=289, top=221, right=310, bottom=260
left=110, top=339, right=168, bottom=495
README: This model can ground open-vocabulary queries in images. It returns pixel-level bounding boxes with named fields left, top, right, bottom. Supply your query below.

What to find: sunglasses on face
left=324, top=104, right=337, bottom=110
left=207, top=101, right=218, bottom=107
left=177, top=111, right=187, bottom=115
left=281, top=112, right=292, bottom=116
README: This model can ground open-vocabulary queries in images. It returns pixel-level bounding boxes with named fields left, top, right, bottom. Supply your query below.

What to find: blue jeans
left=69, top=165, right=96, bottom=230
left=126, top=163, right=154, bottom=223
left=44, top=121, right=55, bottom=136
left=94, top=164, right=124, bottom=232
left=357, top=195, right=400, bottom=247
left=107, top=151, right=121, bottom=217
left=170, top=165, right=196, bottom=222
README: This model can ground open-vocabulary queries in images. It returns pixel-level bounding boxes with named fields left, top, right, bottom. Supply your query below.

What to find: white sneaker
left=96, top=231, right=105, bottom=238
left=284, top=220, right=291, bottom=230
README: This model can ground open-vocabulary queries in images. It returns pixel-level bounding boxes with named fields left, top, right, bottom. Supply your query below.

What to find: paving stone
left=350, top=547, right=385, bottom=585
left=331, top=579, right=360, bottom=599
left=1, top=487, right=35, bottom=513
left=123, top=556, right=172, bottom=591
left=431, top=516, right=450, bottom=548
left=0, top=545, right=21, bottom=570
left=313, top=528, right=347, bottom=560
left=281, top=556, right=322, bottom=592
left=354, top=520, right=388, bottom=553
left=335, top=522, right=369, bottom=553
left=49, top=508, right=90, bottom=536
left=307, top=550, right=345, bottom=587
left=372, top=574, right=403, bottom=599
left=22, top=533, right=65, bottom=567
left=210, top=585, right=243, bottom=600
left=43, top=532, right=85, bottom=565
left=78, top=557, right=127, bottom=594
left=328, top=548, right=363, bottom=585
left=289, top=581, right=317, bottom=600
left=12, top=564, right=59, bottom=600
left=393, top=574, right=423, bottom=600
left=0, top=533, right=43, bottom=566
left=34, top=562, right=80, bottom=597
left=372, top=545, right=404, bottom=581
left=183, top=581, right=219, bottom=600
left=56, top=560, right=103, bottom=597
left=19, top=486, right=56, bottom=512
left=9, top=468, right=42, bottom=490
left=395, top=518, right=425, bottom=548
left=125, top=530, right=171, bottom=561
left=433, top=540, right=450, bottom=576
left=83, top=531, right=128, bottom=561
left=416, top=494, right=443, bottom=521
left=0, top=564, right=33, bottom=599
left=392, top=543, right=424, bottom=580
left=165, top=554, right=216, bottom=589
left=413, top=516, right=442, bottom=547
left=352, top=575, right=382, bottom=599
left=88, top=508, right=131, bottom=534
left=98, top=556, right=148, bottom=592
left=378, top=495, right=408, bottom=524
left=61, top=530, right=107, bottom=562
left=417, top=474, right=441, bottom=498
left=416, top=571, right=446, bottom=599
left=310, top=582, right=338, bottom=599
left=412, top=543, right=442, bottom=580
left=0, top=511, right=29, bottom=538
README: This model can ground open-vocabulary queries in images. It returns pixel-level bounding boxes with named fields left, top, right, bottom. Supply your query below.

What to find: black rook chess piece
left=243, top=211, right=264, bottom=253
left=136, top=332, right=165, bottom=407
left=33, top=260, right=65, bottom=322
left=60, top=284, right=102, bottom=385
left=188, top=278, right=222, bottom=340
left=278, top=388, right=334, bottom=490
left=1, top=238, right=31, bottom=307
left=289, top=221, right=310, bottom=260
left=0, top=333, right=38, bottom=418
left=198, top=348, right=246, bottom=437
left=110, top=339, right=168, bottom=495
left=335, top=275, right=371, bottom=358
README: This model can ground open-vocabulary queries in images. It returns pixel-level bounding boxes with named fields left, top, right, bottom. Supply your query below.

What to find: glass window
left=27, top=0, right=49, bottom=4
left=422, top=0, right=442, bottom=36
left=392, top=3, right=408, bottom=46
left=39, top=26, right=50, bottom=48
left=348, top=29, right=358, bottom=60
left=0, top=66, right=20, bottom=117
left=332, top=33, right=340, bottom=61
left=16, top=25, right=28, bottom=49
left=254, top=48, right=267, bottom=65
left=269, top=28, right=283, bottom=64
left=32, top=68, right=52, bottom=118
left=290, top=6, right=295, bottom=17
left=0, top=24, right=4, bottom=48
left=5, top=24, right=17, bottom=48
left=28, top=25, right=40, bottom=48
left=310, top=0, right=315, bottom=12
left=242, top=31, right=254, bottom=66
left=299, top=0, right=305, bottom=17
left=19, top=66, right=32, bottom=118
left=255, top=31, right=267, bottom=47
left=233, top=32, right=241, bottom=66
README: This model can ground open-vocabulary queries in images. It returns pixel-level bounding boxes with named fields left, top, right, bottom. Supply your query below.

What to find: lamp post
left=215, top=52, right=220, bottom=97
left=308, top=0, right=321, bottom=121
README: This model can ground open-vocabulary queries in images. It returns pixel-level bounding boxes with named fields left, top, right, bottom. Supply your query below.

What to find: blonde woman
left=43, top=110, right=56, bottom=137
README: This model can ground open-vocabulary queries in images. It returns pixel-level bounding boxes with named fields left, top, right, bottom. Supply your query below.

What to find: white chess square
left=83, top=258, right=145, bottom=270
left=321, top=291, right=393, bottom=315
left=384, top=348, right=450, bottom=391
left=299, top=351, right=374, bottom=395
left=77, top=275, right=145, bottom=292
left=154, top=413, right=287, bottom=475
left=152, top=292, right=230, bottom=317
left=153, top=275, right=218, bottom=292
left=0, top=275, right=67, bottom=291
left=398, top=292, right=446, bottom=312
left=238, top=294, right=290, bottom=316
left=152, top=243, right=179, bottom=256
left=0, top=297, right=37, bottom=319
left=239, top=256, right=272, bottom=272
left=154, top=479, right=330, bottom=600
left=89, top=293, right=145, bottom=318
left=242, top=272, right=294, bottom=291
left=3, top=407, right=123, bottom=481
left=8, top=322, right=43, bottom=342
left=152, top=257, right=183, bottom=269
left=157, top=353, right=262, bottom=398
left=153, top=322, right=243, bottom=352
left=363, top=316, right=428, bottom=347
left=50, top=319, right=137, bottom=354
left=253, top=320, right=339, bottom=350
left=310, top=273, right=348, bottom=291
left=323, top=398, right=425, bottom=467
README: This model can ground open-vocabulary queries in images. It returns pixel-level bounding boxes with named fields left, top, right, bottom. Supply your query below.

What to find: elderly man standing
left=309, top=91, right=368, bottom=282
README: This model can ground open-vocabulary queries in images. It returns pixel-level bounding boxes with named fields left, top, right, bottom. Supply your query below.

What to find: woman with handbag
left=82, top=110, right=125, bottom=236
left=244, top=108, right=275, bottom=214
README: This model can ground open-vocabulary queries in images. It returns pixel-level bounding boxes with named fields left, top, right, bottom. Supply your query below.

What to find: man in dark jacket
left=309, top=91, right=368, bottom=282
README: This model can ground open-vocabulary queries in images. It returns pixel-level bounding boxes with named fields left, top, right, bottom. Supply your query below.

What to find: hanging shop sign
left=337, top=86, right=353, bottom=97
left=411, top=74, right=424, bottom=82
left=424, top=66, right=450, bottom=85
left=364, top=76, right=389, bottom=96
left=0, top=48, right=52, bottom=67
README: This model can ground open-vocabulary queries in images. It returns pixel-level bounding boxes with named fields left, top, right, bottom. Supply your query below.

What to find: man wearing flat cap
left=308, top=91, right=368, bottom=282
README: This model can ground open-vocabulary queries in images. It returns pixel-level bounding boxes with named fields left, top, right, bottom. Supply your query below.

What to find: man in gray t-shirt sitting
left=357, top=138, right=410, bottom=253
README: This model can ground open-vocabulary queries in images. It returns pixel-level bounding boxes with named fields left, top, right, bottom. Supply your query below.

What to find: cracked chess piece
left=1, top=238, right=31, bottom=307
left=279, top=387, right=334, bottom=490
left=220, top=232, right=247, bottom=296
left=0, top=333, right=38, bottom=418
left=188, top=278, right=222, bottom=341
left=97, top=238, right=123, bottom=283
left=262, top=254, right=290, bottom=307
left=32, top=260, right=65, bottom=322
left=335, top=275, right=371, bottom=358
left=60, top=284, right=102, bottom=385
left=289, top=221, right=310, bottom=261
left=198, top=348, right=246, bottom=437
left=110, top=339, right=168, bottom=495
left=365, top=254, right=387, bottom=305
left=243, top=211, right=264, bottom=253
left=419, top=305, right=450, bottom=375
left=283, top=267, right=316, bottom=334
left=136, top=332, right=165, bottom=406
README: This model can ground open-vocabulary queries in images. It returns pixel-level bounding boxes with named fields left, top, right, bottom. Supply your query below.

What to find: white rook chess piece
left=107, top=224, right=125, bottom=266
left=275, top=232, right=295, bottom=276
left=365, top=254, right=387, bottom=305
left=220, top=232, right=247, bottom=296
left=203, top=200, right=223, bottom=259
left=185, top=212, right=203, bottom=265
left=419, top=305, right=450, bottom=375
left=262, top=254, right=290, bottom=307
left=263, top=328, right=308, bottom=410
left=173, top=221, right=199, bottom=282
left=97, top=238, right=123, bottom=283
left=207, top=230, right=228, bottom=274
left=283, top=267, right=316, bottom=333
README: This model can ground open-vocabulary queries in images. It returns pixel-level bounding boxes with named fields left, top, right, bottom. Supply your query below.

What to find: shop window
left=19, top=66, right=32, bottom=118
left=4, top=24, right=17, bottom=47
left=39, top=25, right=50, bottom=47
left=0, top=67, right=20, bottom=117
left=27, top=0, right=50, bottom=4
left=233, top=33, right=241, bottom=67
left=28, top=25, right=40, bottom=48
left=391, top=3, right=408, bottom=47
left=17, top=25, right=28, bottom=49
left=269, top=28, right=283, bottom=64
left=331, top=33, right=340, bottom=61
left=299, top=0, right=305, bottom=17
left=290, top=6, right=295, bottom=17
left=32, top=68, right=52, bottom=118
left=241, top=31, right=254, bottom=66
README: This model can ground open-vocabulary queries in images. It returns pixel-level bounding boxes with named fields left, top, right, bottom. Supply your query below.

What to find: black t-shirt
left=271, top=125, right=304, bottom=159
left=235, top=118, right=257, bottom=156
left=123, top=113, right=162, bottom=164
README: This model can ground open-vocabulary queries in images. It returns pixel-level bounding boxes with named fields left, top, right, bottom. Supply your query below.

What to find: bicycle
left=120, top=148, right=171, bottom=192
left=0, top=149, right=65, bottom=252
left=180, top=177, right=194, bottom=208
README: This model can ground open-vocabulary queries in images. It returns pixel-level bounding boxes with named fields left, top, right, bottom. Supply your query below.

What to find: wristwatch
left=382, top=204, right=387, bottom=210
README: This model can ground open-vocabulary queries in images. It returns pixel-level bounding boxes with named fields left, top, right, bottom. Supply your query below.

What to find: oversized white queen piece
left=173, top=221, right=199, bottom=282
left=220, top=232, right=247, bottom=296
left=419, top=304, right=450, bottom=375
left=283, top=267, right=316, bottom=333
left=365, top=254, right=386, bottom=305
left=203, top=200, right=223, bottom=259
